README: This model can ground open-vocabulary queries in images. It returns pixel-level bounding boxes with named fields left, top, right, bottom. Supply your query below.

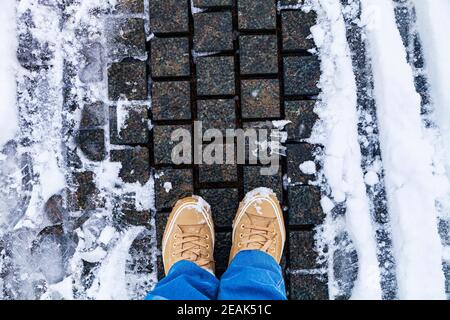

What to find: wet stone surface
left=80, top=42, right=104, bottom=83
left=196, top=56, right=235, bottom=95
left=285, top=100, right=318, bottom=141
left=284, top=56, right=321, bottom=96
left=77, top=129, right=106, bottom=162
left=194, top=12, right=233, bottom=52
left=151, top=81, right=191, bottom=120
left=289, top=274, right=329, bottom=300
left=282, top=10, right=316, bottom=51
left=155, top=169, right=194, bottom=210
left=240, top=35, right=278, bottom=74
left=110, top=147, right=150, bottom=185
left=198, top=188, right=239, bottom=228
left=238, top=0, right=276, bottom=30
left=286, top=143, right=318, bottom=184
left=150, top=0, right=189, bottom=33
left=80, top=102, right=106, bottom=129
left=108, top=61, right=147, bottom=101
left=197, top=99, right=236, bottom=134
left=153, top=125, right=192, bottom=165
left=241, top=79, right=280, bottom=119
left=289, top=230, right=318, bottom=269
left=151, top=37, right=190, bottom=77
left=109, top=105, right=149, bottom=145
left=69, top=171, right=103, bottom=211
left=107, top=18, right=146, bottom=60
left=288, top=186, right=324, bottom=225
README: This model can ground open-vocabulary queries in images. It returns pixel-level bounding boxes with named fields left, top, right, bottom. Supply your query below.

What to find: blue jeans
left=145, top=250, right=287, bottom=300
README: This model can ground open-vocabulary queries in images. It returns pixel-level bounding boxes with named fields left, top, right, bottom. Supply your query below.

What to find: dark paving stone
left=107, top=18, right=146, bottom=59
left=114, top=0, right=144, bottom=13
left=284, top=56, right=321, bottom=96
left=199, top=188, right=239, bottom=228
left=238, top=0, right=276, bottom=30
left=109, top=105, right=149, bottom=145
left=196, top=56, right=235, bottom=95
left=193, top=0, right=231, bottom=7
left=80, top=102, right=106, bottom=129
left=214, top=232, right=232, bottom=277
left=199, top=164, right=238, bottom=184
left=240, top=35, right=278, bottom=74
left=44, top=193, right=69, bottom=225
left=77, top=129, right=106, bottom=162
left=155, top=168, right=194, bottom=210
left=110, top=147, right=150, bottom=185
left=286, top=143, right=317, bottom=184
left=242, top=121, right=284, bottom=165
left=282, top=10, right=316, bottom=51
left=127, top=230, right=154, bottom=276
left=151, top=37, right=190, bottom=77
left=289, top=230, right=318, bottom=269
left=241, top=79, right=280, bottom=119
left=119, top=198, right=151, bottom=227
left=279, top=0, right=303, bottom=5
left=69, top=171, right=103, bottom=211
left=285, top=100, right=318, bottom=141
left=153, top=125, right=192, bottom=165
left=288, top=185, right=324, bottom=225
left=198, top=99, right=235, bottom=134
left=108, top=61, right=147, bottom=101
left=289, top=273, right=329, bottom=300
left=151, top=81, right=191, bottom=120
left=243, top=166, right=283, bottom=200
left=155, top=211, right=170, bottom=279
left=194, top=12, right=233, bottom=52
left=150, top=0, right=189, bottom=33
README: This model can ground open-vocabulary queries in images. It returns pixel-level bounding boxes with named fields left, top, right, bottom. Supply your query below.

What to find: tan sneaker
left=229, top=187, right=286, bottom=264
left=162, top=196, right=215, bottom=275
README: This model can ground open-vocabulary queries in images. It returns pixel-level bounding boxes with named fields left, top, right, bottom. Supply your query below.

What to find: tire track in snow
left=402, top=0, right=450, bottom=299
left=340, top=0, right=398, bottom=300
left=360, top=0, right=446, bottom=299
left=310, top=0, right=382, bottom=299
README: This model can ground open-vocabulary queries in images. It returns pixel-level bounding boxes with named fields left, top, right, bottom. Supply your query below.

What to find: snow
left=163, top=182, right=172, bottom=193
left=87, top=226, right=145, bottom=299
left=299, top=160, right=316, bottom=175
left=360, top=0, right=446, bottom=299
left=311, top=0, right=382, bottom=299
left=412, top=2, right=450, bottom=183
left=0, top=0, right=19, bottom=147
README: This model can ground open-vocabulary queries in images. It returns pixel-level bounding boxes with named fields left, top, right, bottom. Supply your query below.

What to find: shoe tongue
left=247, top=212, right=272, bottom=227
left=178, top=224, right=203, bottom=234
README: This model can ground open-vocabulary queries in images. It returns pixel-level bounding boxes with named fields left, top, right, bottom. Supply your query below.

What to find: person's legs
left=219, top=187, right=287, bottom=300
left=145, top=260, right=219, bottom=300
left=145, top=196, right=217, bottom=300
left=218, top=250, right=287, bottom=300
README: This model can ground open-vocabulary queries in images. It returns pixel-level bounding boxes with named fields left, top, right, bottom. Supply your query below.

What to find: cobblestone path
left=143, top=0, right=326, bottom=299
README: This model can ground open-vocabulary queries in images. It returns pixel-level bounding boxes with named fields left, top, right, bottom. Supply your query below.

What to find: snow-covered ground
left=311, top=0, right=450, bottom=299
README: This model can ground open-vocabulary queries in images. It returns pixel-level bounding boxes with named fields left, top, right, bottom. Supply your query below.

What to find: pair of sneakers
left=162, top=187, right=286, bottom=275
